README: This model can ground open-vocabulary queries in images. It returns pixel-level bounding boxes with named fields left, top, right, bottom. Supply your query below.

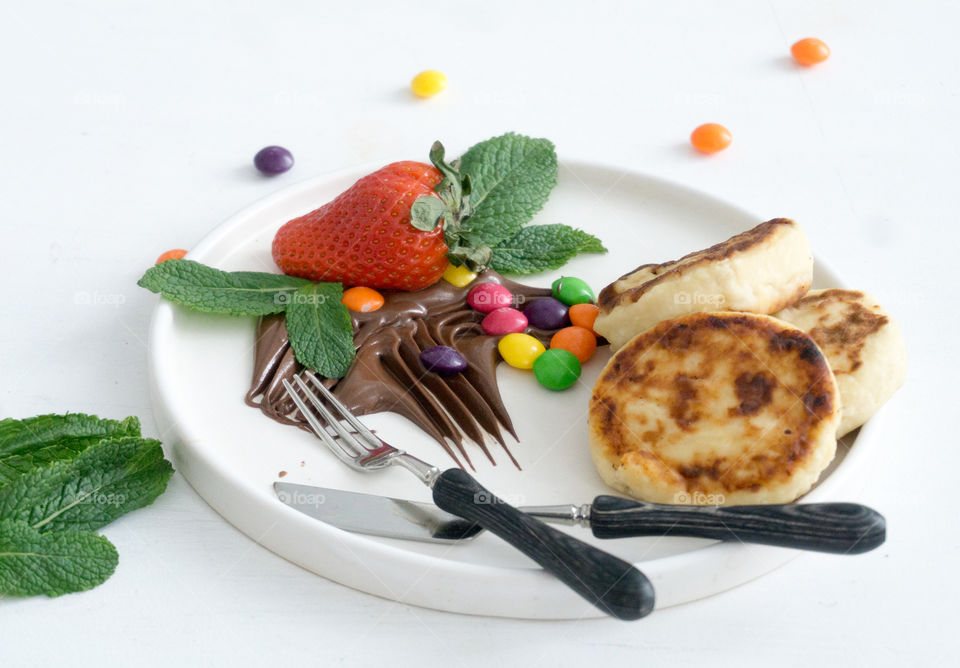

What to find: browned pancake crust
left=590, top=312, right=837, bottom=498
left=598, top=218, right=797, bottom=312
left=788, top=289, right=889, bottom=374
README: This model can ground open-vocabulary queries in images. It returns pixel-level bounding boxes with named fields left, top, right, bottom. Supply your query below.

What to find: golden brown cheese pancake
left=594, top=219, right=813, bottom=349
left=776, top=289, right=906, bottom=437
left=588, top=312, right=840, bottom=505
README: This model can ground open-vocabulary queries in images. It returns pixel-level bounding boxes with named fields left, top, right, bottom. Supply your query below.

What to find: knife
left=275, top=482, right=886, bottom=554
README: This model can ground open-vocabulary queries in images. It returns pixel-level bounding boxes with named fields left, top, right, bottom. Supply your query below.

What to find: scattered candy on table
left=497, top=333, right=545, bottom=370
left=791, top=38, right=830, bottom=66
left=155, top=249, right=187, bottom=264
left=442, top=263, right=477, bottom=287
left=341, top=286, right=385, bottom=312
left=482, top=307, right=528, bottom=335
left=467, top=282, right=514, bottom=313
left=523, top=297, right=570, bottom=330
left=411, top=70, right=448, bottom=98
left=568, top=303, right=600, bottom=333
left=690, top=123, right=732, bottom=154
left=551, top=276, right=595, bottom=306
left=550, top=326, right=597, bottom=363
left=253, top=146, right=294, bottom=175
left=533, top=349, right=582, bottom=391
left=419, top=345, right=468, bottom=376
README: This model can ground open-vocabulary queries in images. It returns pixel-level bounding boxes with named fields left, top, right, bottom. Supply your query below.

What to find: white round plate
left=148, top=160, right=880, bottom=619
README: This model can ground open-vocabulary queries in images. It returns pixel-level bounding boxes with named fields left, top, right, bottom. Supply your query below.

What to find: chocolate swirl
left=246, top=271, right=553, bottom=469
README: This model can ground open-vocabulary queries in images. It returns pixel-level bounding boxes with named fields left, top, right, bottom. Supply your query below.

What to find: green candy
left=551, top=276, right=595, bottom=306
left=533, top=349, right=582, bottom=391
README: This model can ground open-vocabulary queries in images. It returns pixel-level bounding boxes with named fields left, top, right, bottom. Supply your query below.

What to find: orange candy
left=341, top=286, right=385, bottom=312
left=155, top=249, right=188, bottom=264
left=568, top=303, right=600, bottom=333
left=791, top=38, right=830, bottom=66
left=550, top=326, right=597, bottom=363
left=690, top=123, right=732, bottom=154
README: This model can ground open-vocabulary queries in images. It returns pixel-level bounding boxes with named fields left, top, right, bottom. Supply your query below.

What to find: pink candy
left=467, top=282, right=513, bottom=313
left=482, top=307, right=528, bottom=335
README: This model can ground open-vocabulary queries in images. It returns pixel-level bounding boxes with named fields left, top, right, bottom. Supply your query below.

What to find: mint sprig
left=0, top=414, right=173, bottom=597
left=0, top=413, right=141, bottom=486
left=0, top=520, right=119, bottom=597
left=139, top=259, right=356, bottom=378
left=138, top=260, right=313, bottom=316
left=285, top=283, right=356, bottom=379
left=489, top=224, right=607, bottom=275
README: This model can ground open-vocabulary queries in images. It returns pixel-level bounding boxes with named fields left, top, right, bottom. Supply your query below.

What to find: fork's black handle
left=431, top=469, right=654, bottom=620
left=589, top=496, right=886, bottom=554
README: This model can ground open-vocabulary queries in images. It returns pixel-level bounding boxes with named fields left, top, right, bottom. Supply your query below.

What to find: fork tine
left=282, top=378, right=364, bottom=464
left=302, top=372, right=381, bottom=448
left=289, top=376, right=369, bottom=453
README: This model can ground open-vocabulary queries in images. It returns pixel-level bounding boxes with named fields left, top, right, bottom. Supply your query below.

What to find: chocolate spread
left=246, top=271, right=553, bottom=469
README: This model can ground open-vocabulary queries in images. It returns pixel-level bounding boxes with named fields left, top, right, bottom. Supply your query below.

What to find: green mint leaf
left=0, top=519, right=118, bottom=597
left=490, top=224, right=607, bottom=275
left=0, top=414, right=141, bottom=486
left=457, top=132, right=558, bottom=246
left=0, top=437, right=173, bottom=534
left=285, top=283, right=355, bottom=378
left=138, top=259, right=314, bottom=316
left=410, top=196, right=446, bottom=231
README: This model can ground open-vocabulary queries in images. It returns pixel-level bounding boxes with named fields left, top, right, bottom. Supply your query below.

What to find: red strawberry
left=272, top=161, right=450, bottom=290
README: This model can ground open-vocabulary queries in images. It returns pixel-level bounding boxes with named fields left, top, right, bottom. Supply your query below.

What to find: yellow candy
left=497, top=333, right=546, bottom=370
left=411, top=70, right=448, bottom=98
left=442, top=263, right=477, bottom=288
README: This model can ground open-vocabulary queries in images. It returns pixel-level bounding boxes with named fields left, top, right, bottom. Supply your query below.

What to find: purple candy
left=254, top=146, right=294, bottom=175
left=523, top=297, right=570, bottom=330
left=481, top=307, right=528, bottom=335
left=419, top=345, right=468, bottom=376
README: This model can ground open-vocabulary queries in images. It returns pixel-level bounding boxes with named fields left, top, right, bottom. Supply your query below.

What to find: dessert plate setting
left=147, top=144, right=897, bottom=619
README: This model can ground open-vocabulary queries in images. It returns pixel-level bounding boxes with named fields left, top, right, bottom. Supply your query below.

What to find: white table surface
left=1, top=0, right=955, bottom=665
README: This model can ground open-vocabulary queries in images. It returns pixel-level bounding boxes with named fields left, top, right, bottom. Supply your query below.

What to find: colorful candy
left=690, top=123, right=732, bottom=154
left=533, top=349, right=582, bottom=391
left=791, top=38, right=830, bottom=66
left=497, top=333, right=545, bottom=370
left=254, top=146, right=294, bottom=175
left=155, top=249, right=187, bottom=264
left=411, top=70, right=448, bottom=98
left=419, top=345, right=468, bottom=376
left=523, top=297, right=570, bottom=330
left=341, top=286, right=385, bottom=312
left=568, top=303, right=600, bottom=333
left=550, top=326, right=597, bottom=363
left=551, top=276, right=595, bottom=306
left=482, top=308, right=528, bottom=335
left=442, top=263, right=477, bottom=288
left=467, top=282, right=513, bottom=313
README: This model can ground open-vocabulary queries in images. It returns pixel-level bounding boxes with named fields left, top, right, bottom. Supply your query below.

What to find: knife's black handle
left=431, top=469, right=654, bottom=620
left=589, top=496, right=886, bottom=554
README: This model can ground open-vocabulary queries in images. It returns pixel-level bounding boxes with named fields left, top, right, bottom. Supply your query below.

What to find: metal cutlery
left=280, top=372, right=656, bottom=621
left=275, top=482, right=886, bottom=554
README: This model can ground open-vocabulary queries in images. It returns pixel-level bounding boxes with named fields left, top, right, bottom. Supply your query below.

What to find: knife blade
left=275, top=481, right=886, bottom=554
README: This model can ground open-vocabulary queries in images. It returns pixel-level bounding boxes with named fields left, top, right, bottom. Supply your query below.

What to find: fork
left=282, top=372, right=656, bottom=620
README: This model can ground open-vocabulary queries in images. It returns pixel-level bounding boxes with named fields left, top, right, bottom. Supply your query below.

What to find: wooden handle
left=431, top=469, right=655, bottom=620
left=589, top=496, right=886, bottom=554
